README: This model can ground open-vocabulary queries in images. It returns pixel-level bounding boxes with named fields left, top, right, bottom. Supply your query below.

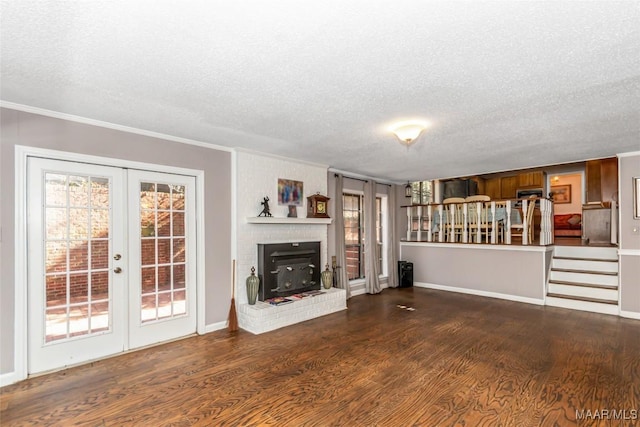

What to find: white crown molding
left=0, top=101, right=234, bottom=153
left=234, top=146, right=329, bottom=169
left=617, top=151, right=640, bottom=158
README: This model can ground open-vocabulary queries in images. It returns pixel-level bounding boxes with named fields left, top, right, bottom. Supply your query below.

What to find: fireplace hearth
left=257, top=242, right=321, bottom=301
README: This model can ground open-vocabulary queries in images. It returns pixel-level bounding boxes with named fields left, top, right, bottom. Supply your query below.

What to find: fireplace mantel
left=245, top=217, right=332, bottom=224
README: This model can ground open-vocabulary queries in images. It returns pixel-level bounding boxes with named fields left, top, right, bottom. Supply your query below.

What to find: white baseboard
left=414, top=282, right=545, bottom=306
left=349, top=279, right=388, bottom=298
left=204, top=321, right=229, bottom=334
left=350, top=288, right=367, bottom=297
left=620, top=310, right=640, bottom=320
left=0, top=370, right=22, bottom=388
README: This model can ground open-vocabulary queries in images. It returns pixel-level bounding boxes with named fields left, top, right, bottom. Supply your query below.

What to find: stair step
left=548, top=280, right=618, bottom=290
left=549, top=270, right=619, bottom=287
left=546, top=293, right=618, bottom=305
left=553, top=256, right=618, bottom=263
left=553, top=245, right=618, bottom=260
left=545, top=296, right=619, bottom=316
left=550, top=268, right=617, bottom=276
left=548, top=283, right=618, bottom=301
left=551, top=257, right=618, bottom=274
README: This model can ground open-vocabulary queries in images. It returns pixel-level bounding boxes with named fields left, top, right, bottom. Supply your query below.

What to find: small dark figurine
left=258, top=196, right=272, bottom=217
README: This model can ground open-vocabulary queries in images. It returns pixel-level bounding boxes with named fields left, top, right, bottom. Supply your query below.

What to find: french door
left=27, top=157, right=197, bottom=374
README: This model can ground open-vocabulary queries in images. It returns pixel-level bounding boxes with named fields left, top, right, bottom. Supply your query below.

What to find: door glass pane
left=69, top=273, right=89, bottom=304
left=68, top=176, right=89, bottom=207
left=69, top=208, right=89, bottom=238
left=46, top=208, right=67, bottom=239
left=172, top=212, right=185, bottom=236
left=43, top=172, right=112, bottom=343
left=90, top=178, right=109, bottom=208
left=172, top=185, right=185, bottom=209
left=91, top=240, right=109, bottom=269
left=91, top=271, right=109, bottom=300
left=46, top=241, right=67, bottom=273
left=141, top=240, right=156, bottom=265
left=45, top=307, right=67, bottom=343
left=139, top=180, right=190, bottom=323
left=90, top=302, right=109, bottom=333
left=45, top=174, right=67, bottom=206
left=46, top=274, right=67, bottom=307
left=173, top=238, right=185, bottom=262
left=157, top=212, right=171, bottom=237
left=91, top=209, right=109, bottom=238
left=158, top=239, right=171, bottom=264
left=69, top=241, right=89, bottom=271
left=173, top=290, right=186, bottom=316
left=156, top=184, right=171, bottom=209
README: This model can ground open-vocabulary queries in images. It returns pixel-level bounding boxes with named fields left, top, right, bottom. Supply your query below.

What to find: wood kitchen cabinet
left=586, top=157, right=618, bottom=204
left=500, top=176, right=518, bottom=199
left=517, top=171, right=544, bottom=188
left=485, top=178, right=501, bottom=200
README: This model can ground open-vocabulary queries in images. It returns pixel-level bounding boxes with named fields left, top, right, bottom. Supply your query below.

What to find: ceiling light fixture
left=389, top=120, right=428, bottom=146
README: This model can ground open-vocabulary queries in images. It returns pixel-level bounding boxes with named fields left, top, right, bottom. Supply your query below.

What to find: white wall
left=235, top=150, right=329, bottom=304
left=618, top=152, right=640, bottom=316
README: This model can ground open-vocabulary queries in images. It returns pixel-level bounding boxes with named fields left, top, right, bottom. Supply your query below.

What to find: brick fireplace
left=235, top=151, right=347, bottom=334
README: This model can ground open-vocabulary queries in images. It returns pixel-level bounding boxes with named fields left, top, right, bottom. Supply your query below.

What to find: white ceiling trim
left=0, top=101, right=235, bottom=153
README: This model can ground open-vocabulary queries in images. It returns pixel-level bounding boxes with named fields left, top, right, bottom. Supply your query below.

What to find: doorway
left=27, top=157, right=198, bottom=374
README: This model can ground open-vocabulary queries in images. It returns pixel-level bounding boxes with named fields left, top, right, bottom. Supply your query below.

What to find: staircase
left=546, top=246, right=619, bottom=315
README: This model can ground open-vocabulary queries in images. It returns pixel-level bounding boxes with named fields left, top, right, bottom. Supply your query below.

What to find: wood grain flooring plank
left=2, top=288, right=639, bottom=426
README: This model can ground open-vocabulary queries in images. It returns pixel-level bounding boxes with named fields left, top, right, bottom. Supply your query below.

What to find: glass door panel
left=28, top=158, right=125, bottom=374
left=128, top=170, right=196, bottom=349
left=43, top=173, right=110, bottom=342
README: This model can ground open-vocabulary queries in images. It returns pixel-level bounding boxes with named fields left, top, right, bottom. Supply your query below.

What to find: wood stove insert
left=257, top=242, right=321, bottom=301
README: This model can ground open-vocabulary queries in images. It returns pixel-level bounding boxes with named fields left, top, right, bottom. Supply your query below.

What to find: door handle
left=114, top=254, right=122, bottom=260
left=114, top=267, right=122, bottom=274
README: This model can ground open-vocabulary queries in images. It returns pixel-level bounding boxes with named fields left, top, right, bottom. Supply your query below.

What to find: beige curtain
left=364, top=180, right=382, bottom=294
left=386, top=185, right=399, bottom=288
left=333, top=174, right=351, bottom=298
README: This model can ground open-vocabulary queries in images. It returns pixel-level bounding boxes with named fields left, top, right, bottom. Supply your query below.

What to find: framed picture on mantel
left=278, top=179, right=303, bottom=206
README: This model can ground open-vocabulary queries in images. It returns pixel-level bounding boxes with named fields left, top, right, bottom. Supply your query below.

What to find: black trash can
left=398, top=261, right=413, bottom=288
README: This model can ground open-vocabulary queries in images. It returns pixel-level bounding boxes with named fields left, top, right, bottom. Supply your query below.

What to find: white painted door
left=127, top=170, right=196, bottom=349
left=28, top=158, right=197, bottom=374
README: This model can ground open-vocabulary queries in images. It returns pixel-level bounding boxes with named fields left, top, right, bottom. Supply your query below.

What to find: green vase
left=246, top=266, right=260, bottom=305
left=321, top=264, right=333, bottom=290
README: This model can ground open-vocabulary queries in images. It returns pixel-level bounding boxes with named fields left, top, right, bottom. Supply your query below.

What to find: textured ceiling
left=1, top=1, right=639, bottom=182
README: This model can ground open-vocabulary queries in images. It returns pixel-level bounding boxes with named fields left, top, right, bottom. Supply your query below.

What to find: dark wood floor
left=2, top=288, right=639, bottom=426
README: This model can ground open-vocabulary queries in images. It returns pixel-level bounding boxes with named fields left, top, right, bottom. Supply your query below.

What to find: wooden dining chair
left=443, top=197, right=465, bottom=242
left=511, top=196, right=537, bottom=244
left=467, top=201, right=490, bottom=243
left=464, top=195, right=491, bottom=202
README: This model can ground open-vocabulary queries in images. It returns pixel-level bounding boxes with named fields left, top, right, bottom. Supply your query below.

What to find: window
left=343, top=192, right=385, bottom=281
left=411, top=180, right=432, bottom=205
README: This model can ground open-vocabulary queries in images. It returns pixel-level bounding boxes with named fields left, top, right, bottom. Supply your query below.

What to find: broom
left=228, top=259, right=239, bottom=332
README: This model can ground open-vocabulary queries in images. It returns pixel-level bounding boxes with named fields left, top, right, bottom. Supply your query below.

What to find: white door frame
left=14, top=145, right=206, bottom=381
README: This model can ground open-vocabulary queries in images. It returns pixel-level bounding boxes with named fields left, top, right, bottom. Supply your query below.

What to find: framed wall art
left=551, top=184, right=571, bottom=204
left=278, top=179, right=303, bottom=206
left=634, top=177, right=640, bottom=219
